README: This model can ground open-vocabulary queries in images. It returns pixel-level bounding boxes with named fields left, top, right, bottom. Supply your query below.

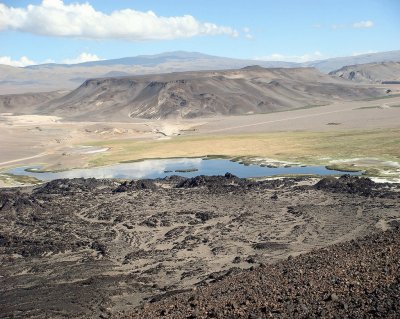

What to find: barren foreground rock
left=0, top=175, right=399, bottom=318
left=121, top=223, right=400, bottom=319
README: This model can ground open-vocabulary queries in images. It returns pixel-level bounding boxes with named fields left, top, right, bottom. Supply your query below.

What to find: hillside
left=329, top=61, right=400, bottom=83
left=36, top=67, right=385, bottom=121
left=0, top=91, right=66, bottom=114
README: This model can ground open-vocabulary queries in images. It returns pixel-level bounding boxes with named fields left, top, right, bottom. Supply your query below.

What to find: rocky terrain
left=330, top=62, right=400, bottom=83
left=14, top=66, right=383, bottom=120
left=121, top=223, right=400, bottom=319
left=0, top=175, right=399, bottom=318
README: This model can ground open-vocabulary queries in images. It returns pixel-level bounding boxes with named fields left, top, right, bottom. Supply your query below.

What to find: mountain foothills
left=0, top=50, right=400, bottom=94
left=0, top=66, right=386, bottom=121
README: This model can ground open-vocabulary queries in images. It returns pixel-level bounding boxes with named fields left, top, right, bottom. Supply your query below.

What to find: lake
left=6, top=158, right=361, bottom=181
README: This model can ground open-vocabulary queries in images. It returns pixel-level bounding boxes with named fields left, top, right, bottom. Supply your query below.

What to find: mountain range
left=1, top=50, right=399, bottom=94
left=1, top=66, right=386, bottom=121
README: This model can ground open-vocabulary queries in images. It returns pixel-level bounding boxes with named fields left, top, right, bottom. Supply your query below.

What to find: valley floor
left=1, top=94, right=400, bottom=186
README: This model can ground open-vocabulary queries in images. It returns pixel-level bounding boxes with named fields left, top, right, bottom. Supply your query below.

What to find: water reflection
left=7, top=158, right=360, bottom=181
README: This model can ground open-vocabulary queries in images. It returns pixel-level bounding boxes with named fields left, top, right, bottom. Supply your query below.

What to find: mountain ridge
left=1, top=50, right=399, bottom=94
left=33, top=66, right=385, bottom=121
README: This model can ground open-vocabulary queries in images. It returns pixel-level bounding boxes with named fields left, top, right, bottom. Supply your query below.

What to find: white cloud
left=62, top=52, right=101, bottom=64
left=332, top=20, right=374, bottom=30
left=242, top=27, right=254, bottom=40
left=0, top=52, right=101, bottom=67
left=0, top=56, right=36, bottom=67
left=255, top=51, right=324, bottom=63
left=352, top=50, right=377, bottom=56
left=353, top=20, right=374, bottom=28
left=331, top=24, right=346, bottom=30
left=0, top=0, right=238, bottom=40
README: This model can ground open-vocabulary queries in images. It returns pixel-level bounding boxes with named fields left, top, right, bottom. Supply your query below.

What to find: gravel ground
left=119, top=226, right=400, bottom=319
left=0, top=175, right=399, bottom=318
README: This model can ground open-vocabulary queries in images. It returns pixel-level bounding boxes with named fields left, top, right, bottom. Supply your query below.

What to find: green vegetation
left=0, top=173, right=41, bottom=186
left=325, top=164, right=361, bottom=173
left=85, top=128, right=400, bottom=178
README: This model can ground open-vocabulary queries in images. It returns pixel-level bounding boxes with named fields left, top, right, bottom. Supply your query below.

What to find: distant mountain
left=26, top=51, right=298, bottom=69
left=329, top=62, right=400, bottom=83
left=0, top=50, right=399, bottom=94
left=305, top=50, right=400, bottom=73
left=0, top=51, right=297, bottom=94
left=33, top=67, right=384, bottom=121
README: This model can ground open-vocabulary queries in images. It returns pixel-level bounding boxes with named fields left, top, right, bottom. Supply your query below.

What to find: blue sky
left=0, top=0, right=399, bottom=66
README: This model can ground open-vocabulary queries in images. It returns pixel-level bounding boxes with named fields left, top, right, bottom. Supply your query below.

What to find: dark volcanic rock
left=120, top=228, right=400, bottom=319
left=315, top=174, right=377, bottom=196
left=0, top=175, right=399, bottom=318
left=176, top=173, right=240, bottom=189
left=34, top=178, right=115, bottom=194
left=113, top=179, right=157, bottom=192
left=252, top=242, right=289, bottom=250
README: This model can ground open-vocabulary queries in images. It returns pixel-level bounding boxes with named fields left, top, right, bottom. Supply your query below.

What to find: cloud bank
left=255, top=51, right=324, bottom=63
left=0, top=52, right=101, bottom=67
left=62, top=52, right=101, bottom=64
left=0, top=56, right=36, bottom=67
left=0, top=0, right=238, bottom=40
left=332, top=20, right=374, bottom=30
left=352, top=20, right=374, bottom=29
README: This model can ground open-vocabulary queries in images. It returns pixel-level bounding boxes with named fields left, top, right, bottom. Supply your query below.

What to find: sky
left=0, top=0, right=400, bottom=66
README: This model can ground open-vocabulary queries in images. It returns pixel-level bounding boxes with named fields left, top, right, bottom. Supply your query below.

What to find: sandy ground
left=193, top=95, right=400, bottom=134
left=0, top=115, right=198, bottom=169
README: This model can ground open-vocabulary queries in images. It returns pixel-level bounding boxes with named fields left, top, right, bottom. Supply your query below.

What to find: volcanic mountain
left=1, top=50, right=399, bottom=94
left=35, top=66, right=385, bottom=121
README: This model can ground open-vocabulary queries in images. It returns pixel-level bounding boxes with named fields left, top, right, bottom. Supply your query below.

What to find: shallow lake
left=6, top=158, right=361, bottom=181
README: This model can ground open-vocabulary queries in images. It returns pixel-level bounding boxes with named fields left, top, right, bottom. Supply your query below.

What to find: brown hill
left=329, top=62, right=400, bottom=83
left=0, top=91, right=66, bottom=114
left=37, top=67, right=385, bottom=121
